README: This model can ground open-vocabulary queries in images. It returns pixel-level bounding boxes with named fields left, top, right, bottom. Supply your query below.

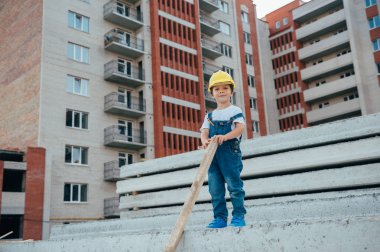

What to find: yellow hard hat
left=208, top=70, right=236, bottom=92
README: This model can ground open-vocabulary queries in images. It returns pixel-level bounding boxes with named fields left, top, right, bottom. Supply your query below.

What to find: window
left=249, top=97, right=257, bottom=110
left=252, top=121, right=259, bottom=133
left=275, top=21, right=281, bottom=29
left=119, top=152, right=133, bottom=167
left=318, top=102, right=329, bottom=109
left=116, top=2, right=130, bottom=17
left=247, top=75, right=255, bottom=88
left=366, top=0, right=377, bottom=8
left=309, top=38, right=320, bottom=45
left=67, top=42, right=89, bottom=63
left=315, top=80, right=326, bottom=87
left=66, top=110, right=88, bottom=129
left=222, top=66, right=234, bottom=78
left=245, top=53, right=253, bottom=65
left=336, top=48, right=351, bottom=56
left=343, top=92, right=359, bottom=101
left=221, top=44, right=232, bottom=57
left=117, top=58, right=132, bottom=76
left=219, top=21, right=230, bottom=35
left=340, top=70, right=355, bottom=79
left=243, top=32, right=251, bottom=44
left=66, top=75, right=88, bottom=96
left=241, top=11, right=249, bottom=23
left=65, top=145, right=88, bottom=165
left=312, top=59, right=323, bottom=65
left=68, top=11, right=89, bottom=32
left=218, top=0, right=228, bottom=13
left=373, top=38, right=380, bottom=51
left=118, top=120, right=133, bottom=141
left=64, top=183, right=87, bottom=202
left=283, top=17, right=288, bottom=26
left=369, top=15, right=380, bottom=29
left=118, top=88, right=132, bottom=107
left=377, top=62, right=380, bottom=73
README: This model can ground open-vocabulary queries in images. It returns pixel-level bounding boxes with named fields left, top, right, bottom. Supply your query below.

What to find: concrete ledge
left=117, top=138, right=380, bottom=193
left=2, top=215, right=379, bottom=252
left=120, top=113, right=380, bottom=178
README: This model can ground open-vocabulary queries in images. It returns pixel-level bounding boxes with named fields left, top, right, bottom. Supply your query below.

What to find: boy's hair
left=210, top=84, right=234, bottom=94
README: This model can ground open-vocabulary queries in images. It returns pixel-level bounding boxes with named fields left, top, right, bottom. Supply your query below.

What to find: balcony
left=300, top=53, right=353, bottom=82
left=201, top=37, right=222, bottom=59
left=304, top=75, right=357, bottom=103
left=200, top=13, right=221, bottom=36
left=104, top=92, right=146, bottom=118
left=293, top=0, right=343, bottom=23
left=298, top=31, right=349, bottom=62
left=204, top=89, right=217, bottom=108
left=296, top=8, right=346, bottom=42
left=104, top=197, right=120, bottom=218
left=203, top=62, right=221, bottom=80
left=104, top=160, right=121, bottom=181
left=307, top=98, right=361, bottom=125
left=104, top=30, right=145, bottom=58
left=104, top=125, right=147, bottom=149
left=103, top=0, right=143, bottom=30
left=104, top=60, right=145, bottom=87
left=199, top=0, right=219, bottom=13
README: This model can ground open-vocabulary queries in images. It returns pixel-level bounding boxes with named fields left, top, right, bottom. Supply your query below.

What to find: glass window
left=369, top=15, right=380, bottom=29
left=366, top=0, right=377, bottom=8
left=243, top=32, right=251, bottom=44
left=252, top=121, right=259, bottom=133
left=65, top=145, right=88, bottom=165
left=376, top=62, right=380, bottom=73
left=222, top=66, right=234, bottom=78
left=218, top=0, right=228, bottom=13
left=67, top=75, right=88, bottom=96
left=283, top=17, right=288, bottom=25
left=219, top=21, right=230, bottom=35
left=66, top=110, right=88, bottom=129
left=247, top=75, right=255, bottom=87
left=67, top=42, right=89, bottom=63
left=250, top=97, right=257, bottom=110
left=275, top=21, right=281, bottom=29
left=245, top=53, right=253, bottom=65
left=64, top=183, right=88, bottom=202
left=68, top=11, right=89, bottom=32
left=241, top=11, right=249, bottom=23
left=221, top=44, right=232, bottom=57
left=373, top=38, right=380, bottom=51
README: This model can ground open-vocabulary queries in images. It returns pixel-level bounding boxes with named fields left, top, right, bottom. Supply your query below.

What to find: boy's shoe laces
left=230, top=217, right=246, bottom=227
left=206, top=218, right=227, bottom=228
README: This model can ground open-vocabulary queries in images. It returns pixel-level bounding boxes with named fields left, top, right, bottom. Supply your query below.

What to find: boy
left=200, top=70, right=247, bottom=228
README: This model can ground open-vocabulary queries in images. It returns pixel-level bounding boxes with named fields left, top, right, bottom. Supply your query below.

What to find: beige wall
left=0, top=0, right=43, bottom=151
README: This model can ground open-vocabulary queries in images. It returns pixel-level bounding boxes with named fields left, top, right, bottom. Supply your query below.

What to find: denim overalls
left=207, top=112, right=247, bottom=221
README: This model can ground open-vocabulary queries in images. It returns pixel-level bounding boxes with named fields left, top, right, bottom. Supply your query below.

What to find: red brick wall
left=0, top=0, right=43, bottom=151
left=23, top=147, right=45, bottom=240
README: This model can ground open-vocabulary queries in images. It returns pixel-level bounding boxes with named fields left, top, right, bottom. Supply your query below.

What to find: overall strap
left=207, top=112, right=213, bottom=121
left=229, top=113, right=244, bottom=122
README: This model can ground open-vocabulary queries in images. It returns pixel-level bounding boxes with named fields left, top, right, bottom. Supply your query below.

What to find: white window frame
left=245, top=53, right=253, bottom=66
left=68, top=11, right=89, bottom=32
left=373, top=38, right=380, bottom=51
left=249, top=97, right=257, bottom=110
left=247, top=75, right=255, bottom=88
left=241, top=11, right=249, bottom=23
left=117, top=58, right=132, bottom=76
left=65, top=145, right=88, bottom=165
left=369, top=15, right=380, bottom=29
left=243, top=32, right=251, bottom=44
left=318, top=102, right=330, bottom=109
left=64, top=183, right=87, bottom=203
left=218, top=0, right=228, bottom=13
left=283, top=17, right=288, bottom=26
left=119, top=152, right=133, bottom=167
left=222, top=66, right=234, bottom=78
left=66, top=109, right=88, bottom=129
left=67, top=42, right=89, bottom=63
left=66, top=75, right=88, bottom=96
left=366, top=0, right=377, bottom=8
left=118, top=120, right=133, bottom=141
left=252, top=121, right=259, bottom=133
left=221, top=44, right=232, bottom=57
left=219, top=21, right=230, bottom=35
left=275, top=21, right=281, bottom=29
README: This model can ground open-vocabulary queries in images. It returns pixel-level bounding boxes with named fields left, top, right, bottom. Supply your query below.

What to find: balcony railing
left=103, top=0, right=143, bottom=30
left=204, top=89, right=217, bottom=108
left=199, top=0, right=219, bottom=13
left=104, top=197, right=120, bottom=218
left=201, top=37, right=222, bottom=59
left=203, top=62, right=221, bottom=80
left=104, top=60, right=145, bottom=86
left=104, top=30, right=145, bottom=58
left=104, top=125, right=147, bottom=149
left=104, top=92, right=146, bottom=118
left=104, top=160, right=121, bottom=181
left=200, top=12, right=221, bottom=36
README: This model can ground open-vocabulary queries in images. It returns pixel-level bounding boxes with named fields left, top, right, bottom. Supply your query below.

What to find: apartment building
left=262, top=0, right=380, bottom=132
left=0, top=0, right=261, bottom=239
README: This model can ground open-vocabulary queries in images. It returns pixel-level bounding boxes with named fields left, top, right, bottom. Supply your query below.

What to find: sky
left=254, top=0, right=311, bottom=18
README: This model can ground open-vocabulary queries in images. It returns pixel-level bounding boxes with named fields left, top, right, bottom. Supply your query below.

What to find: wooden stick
left=164, top=141, right=218, bottom=252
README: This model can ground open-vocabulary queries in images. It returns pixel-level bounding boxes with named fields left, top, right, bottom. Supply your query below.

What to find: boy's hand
left=212, top=135, right=229, bottom=145
left=201, top=138, right=211, bottom=149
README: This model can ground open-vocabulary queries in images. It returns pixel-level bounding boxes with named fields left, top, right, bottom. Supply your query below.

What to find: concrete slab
left=117, top=138, right=380, bottom=193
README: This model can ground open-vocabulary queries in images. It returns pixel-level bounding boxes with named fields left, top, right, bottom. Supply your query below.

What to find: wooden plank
left=164, top=141, right=218, bottom=252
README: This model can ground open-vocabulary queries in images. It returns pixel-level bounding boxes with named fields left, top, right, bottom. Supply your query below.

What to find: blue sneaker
left=206, top=218, right=227, bottom=228
left=229, top=217, right=246, bottom=227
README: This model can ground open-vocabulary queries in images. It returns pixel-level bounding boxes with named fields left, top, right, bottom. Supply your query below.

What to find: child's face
left=211, top=84, right=233, bottom=104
